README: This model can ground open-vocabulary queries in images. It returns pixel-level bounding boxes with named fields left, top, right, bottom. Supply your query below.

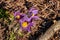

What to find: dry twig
left=38, top=21, right=60, bottom=40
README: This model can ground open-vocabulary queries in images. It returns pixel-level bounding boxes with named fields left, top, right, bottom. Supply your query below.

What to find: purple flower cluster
left=14, top=7, right=39, bottom=32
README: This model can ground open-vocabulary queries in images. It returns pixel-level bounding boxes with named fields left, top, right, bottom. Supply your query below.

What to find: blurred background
left=0, top=0, right=60, bottom=40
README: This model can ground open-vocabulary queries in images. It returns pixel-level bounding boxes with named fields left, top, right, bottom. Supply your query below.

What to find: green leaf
left=9, top=14, right=14, bottom=20
left=0, top=8, right=9, bottom=19
left=18, top=30, right=24, bottom=37
left=9, top=31, right=16, bottom=40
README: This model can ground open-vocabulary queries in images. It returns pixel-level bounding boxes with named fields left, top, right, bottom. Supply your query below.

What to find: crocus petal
left=29, top=7, right=35, bottom=12
left=14, top=10, right=20, bottom=16
left=32, top=10, right=38, bottom=15
left=29, top=7, right=38, bottom=14
left=21, top=14, right=27, bottom=16
left=22, top=15, right=31, bottom=22
left=27, top=22, right=33, bottom=31
left=31, top=16, right=39, bottom=20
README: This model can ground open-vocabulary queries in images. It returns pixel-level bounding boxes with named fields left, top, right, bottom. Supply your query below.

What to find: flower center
left=32, top=14, right=34, bottom=16
left=16, top=15, right=20, bottom=19
left=22, top=22, right=28, bottom=28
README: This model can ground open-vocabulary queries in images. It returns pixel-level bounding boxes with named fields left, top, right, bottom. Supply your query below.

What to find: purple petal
left=14, top=10, right=20, bottom=16
left=21, top=14, right=27, bottom=16
left=19, top=19, right=23, bottom=23
left=30, top=16, right=39, bottom=20
left=32, top=10, right=38, bottom=15
left=29, top=7, right=35, bottom=12
left=28, top=22, right=33, bottom=27
left=29, top=7, right=38, bottom=16
left=29, top=7, right=38, bottom=13
left=26, top=22, right=33, bottom=32
left=22, top=15, right=31, bottom=22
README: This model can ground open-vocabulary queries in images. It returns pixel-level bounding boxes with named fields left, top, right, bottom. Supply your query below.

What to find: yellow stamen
left=32, top=14, right=34, bottom=16
left=16, top=15, right=20, bottom=19
left=22, top=22, right=28, bottom=28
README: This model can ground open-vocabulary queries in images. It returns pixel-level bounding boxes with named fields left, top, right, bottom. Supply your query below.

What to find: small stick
left=38, top=21, right=60, bottom=40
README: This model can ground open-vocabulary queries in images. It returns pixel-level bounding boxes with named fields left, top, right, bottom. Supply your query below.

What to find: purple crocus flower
left=14, top=10, right=26, bottom=20
left=19, top=15, right=39, bottom=32
left=14, top=9, right=39, bottom=32
left=19, top=16, right=34, bottom=32
left=28, top=7, right=39, bottom=20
